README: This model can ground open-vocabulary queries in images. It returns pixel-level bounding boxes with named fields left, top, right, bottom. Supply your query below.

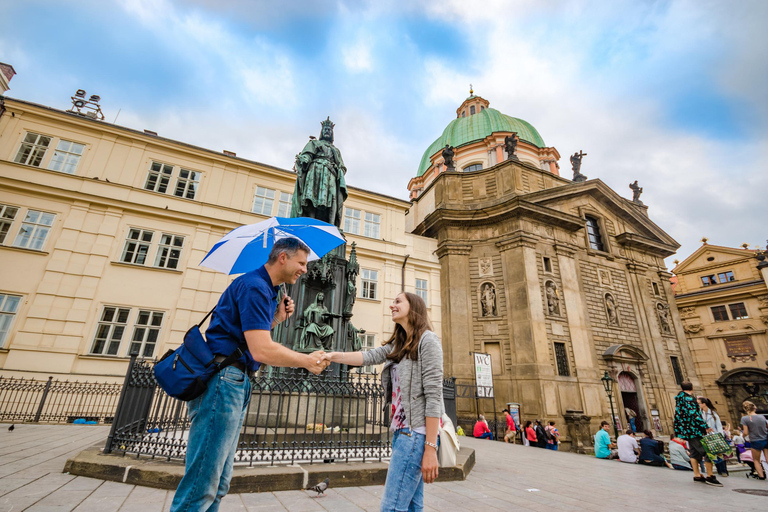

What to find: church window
left=470, top=106, right=476, bottom=115
left=554, top=343, right=570, bottom=376
left=670, top=356, right=684, bottom=385
left=543, top=257, right=552, bottom=273
left=652, top=282, right=660, bottom=296
left=463, top=164, right=482, bottom=172
left=585, top=216, right=605, bottom=251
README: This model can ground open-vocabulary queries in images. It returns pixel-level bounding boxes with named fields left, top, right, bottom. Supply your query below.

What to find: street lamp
left=601, top=371, right=618, bottom=438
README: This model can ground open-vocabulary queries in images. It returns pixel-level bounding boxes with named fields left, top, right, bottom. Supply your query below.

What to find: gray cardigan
left=362, top=330, right=444, bottom=430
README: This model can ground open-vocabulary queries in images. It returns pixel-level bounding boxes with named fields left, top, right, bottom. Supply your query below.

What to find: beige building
left=0, top=91, right=440, bottom=381
left=406, top=93, right=699, bottom=437
left=671, top=242, right=768, bottom=424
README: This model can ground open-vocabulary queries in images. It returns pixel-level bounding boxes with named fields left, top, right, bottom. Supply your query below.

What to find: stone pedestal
left=563, top=409, right=592, bottom=454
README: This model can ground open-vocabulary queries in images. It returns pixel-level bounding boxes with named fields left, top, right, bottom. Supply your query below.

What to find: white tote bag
left=438, top=413, right=460, bottom=467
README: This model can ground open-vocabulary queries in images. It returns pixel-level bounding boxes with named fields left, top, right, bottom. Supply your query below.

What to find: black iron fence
left=0, top=375, right=122, bottom=424
left=104, top=356, right=392, bottom=465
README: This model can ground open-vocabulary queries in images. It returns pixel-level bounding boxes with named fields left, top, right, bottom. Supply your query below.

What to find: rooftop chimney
left=0, top=62, right=17, bottom=94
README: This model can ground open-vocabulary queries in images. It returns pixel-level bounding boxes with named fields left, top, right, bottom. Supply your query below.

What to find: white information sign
left=473, top=352, right=494, bottom=398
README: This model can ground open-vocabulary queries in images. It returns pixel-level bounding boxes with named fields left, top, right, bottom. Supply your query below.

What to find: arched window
left=480, top=106, right=484, bottom=111
left=463, top=163, right=483, bottom=172
left=470, top=106, right=476, bottom=115
left=585, top=216, right=605, bottom=251
left=461, top=111, right=466, bottom=117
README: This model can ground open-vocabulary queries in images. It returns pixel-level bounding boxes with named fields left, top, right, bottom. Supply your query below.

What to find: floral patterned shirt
left=390, top=364, right=426, bottom=434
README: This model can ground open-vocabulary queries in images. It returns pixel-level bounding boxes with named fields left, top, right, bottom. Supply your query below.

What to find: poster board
left=473, top=352, right=494, bottom=398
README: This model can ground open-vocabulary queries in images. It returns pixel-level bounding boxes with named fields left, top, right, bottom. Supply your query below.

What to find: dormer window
left=470, top=106, right=476, bottom=115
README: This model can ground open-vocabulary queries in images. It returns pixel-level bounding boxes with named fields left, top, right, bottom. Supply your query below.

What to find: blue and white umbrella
left=200, top=217, right=345, bottom=275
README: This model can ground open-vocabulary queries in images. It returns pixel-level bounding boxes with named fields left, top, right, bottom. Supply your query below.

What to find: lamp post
left=601, top=371, right=618, bottom=439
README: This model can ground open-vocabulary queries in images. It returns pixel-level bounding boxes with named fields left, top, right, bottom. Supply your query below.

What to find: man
left=673, top=381, right=721, bottom=486
left=473, top=415, right=493, bottom=440
left=502, top=409, right=517, bottom=444
left=595, top=421, right=618, bottom=459
left=171, top=238, right=330, bottom=511
left=617, top=430, right=639, bottom=463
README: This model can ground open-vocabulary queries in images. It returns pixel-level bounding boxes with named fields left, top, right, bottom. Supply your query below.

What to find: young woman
left=324, top=292, right=443, bottom=511
left=638, top=430, right=672, bottom=468
left=697, top=397, right=728, bottom=476
left=524, top=420, right=537, bottom=447
left=741, top=400, right=768, bottom=480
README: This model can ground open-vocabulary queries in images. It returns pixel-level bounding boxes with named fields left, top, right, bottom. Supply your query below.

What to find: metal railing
left=105, top=356, right=392, bottom=465
left=0, top=375, right=122, bottom=424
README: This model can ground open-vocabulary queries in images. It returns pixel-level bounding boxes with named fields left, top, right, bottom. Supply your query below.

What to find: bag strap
left=215, top=346, right=244, bottom=371
left=197, top=306, right=216, bottom=328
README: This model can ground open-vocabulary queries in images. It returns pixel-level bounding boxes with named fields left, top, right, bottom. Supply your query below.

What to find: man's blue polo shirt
left=206, top=265, right=279, bottom=372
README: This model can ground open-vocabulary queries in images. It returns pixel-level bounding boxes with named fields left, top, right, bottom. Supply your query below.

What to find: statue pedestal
left=563, top=409, right=593, bottom=454
left=245, top=391, right=367, bottom=429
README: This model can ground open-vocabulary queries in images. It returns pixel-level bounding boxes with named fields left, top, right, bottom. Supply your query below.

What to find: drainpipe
left=401, top=254, right=410, bottom=292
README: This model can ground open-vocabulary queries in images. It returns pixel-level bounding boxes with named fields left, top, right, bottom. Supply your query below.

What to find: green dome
left=416, top=108, right=546, bottom=177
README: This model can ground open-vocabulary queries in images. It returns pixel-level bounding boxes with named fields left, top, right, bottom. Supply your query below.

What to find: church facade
left=406, top=93, right=699, bottom=438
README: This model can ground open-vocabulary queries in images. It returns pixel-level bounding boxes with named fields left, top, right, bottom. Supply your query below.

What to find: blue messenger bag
left=153, top=307, right=244, bottom=401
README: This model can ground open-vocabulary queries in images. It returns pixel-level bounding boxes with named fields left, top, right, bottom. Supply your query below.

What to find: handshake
left=305, top=351, right=334, bottom=375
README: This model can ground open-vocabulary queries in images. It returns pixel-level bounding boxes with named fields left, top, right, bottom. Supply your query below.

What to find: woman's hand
left=422, top=445, right=439, bottom=483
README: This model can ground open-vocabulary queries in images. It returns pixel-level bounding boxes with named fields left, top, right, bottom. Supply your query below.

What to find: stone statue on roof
left=442, top=145, right=455, bottom=171
left=504, top=134, right=519, bottom=161
left=290, top=117, right=348, bottom=227
left=571, top=150, right=588, bottom=183
left=629, top=180, right=643, bottom=204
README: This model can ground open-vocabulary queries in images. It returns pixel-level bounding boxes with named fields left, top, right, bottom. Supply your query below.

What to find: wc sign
left=473, top=352, right=494, bottom=398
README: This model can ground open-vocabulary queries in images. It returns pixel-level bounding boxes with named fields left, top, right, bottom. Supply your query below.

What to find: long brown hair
left=385, top=292, right=431, bottom=362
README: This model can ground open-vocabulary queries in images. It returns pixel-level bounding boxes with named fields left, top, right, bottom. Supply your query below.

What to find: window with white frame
left=154, top=234, right=185, bottom=269
left=174, top=169, right=200, bottom=199
left=0, top=293, right=22, bottom=347
left=90, top=306, right=131, bottom=356
left=344, top=208, right=361, bottom=234
left=360, top=333, right=376, bottom=373
left=48, top=140, right=85, bottom=174
left=360, top=269, right=378, bottom=299
left=364, top=212, right=381, bottom=238
left=144, top=161, right=174, bottom=193
left=416, top=279, right=428, bottom=304
left=12, top=210, right=56, bottom=251
left=121, top=229, right=154, bottom=265
left=128, top=310, right=164, bottom=357
left=252, top=186, right=276, bottom=216
left=277, top=192, right=292, bottom=217
left=14, top=132, right=52, bottom=167
left=0, top=204, right=19, bottom=245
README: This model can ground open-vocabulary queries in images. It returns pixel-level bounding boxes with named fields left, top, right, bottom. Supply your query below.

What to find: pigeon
left=308, top=477, right=329, bottom=497
left=8, top=424, right=14, bottom=432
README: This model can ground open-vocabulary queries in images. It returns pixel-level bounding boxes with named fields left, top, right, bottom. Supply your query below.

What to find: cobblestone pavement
left=0, top=425, right=765, bottom=511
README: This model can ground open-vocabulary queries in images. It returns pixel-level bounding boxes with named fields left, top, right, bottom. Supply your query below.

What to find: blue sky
left=2, top=0, right=766, bottom=263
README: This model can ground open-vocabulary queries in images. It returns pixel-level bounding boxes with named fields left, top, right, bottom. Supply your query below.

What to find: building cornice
left=435, top=241, right=473, bottom=259
left=496, top=232, right=540, bottom=251
left=674, top=279, right=766, bottom=301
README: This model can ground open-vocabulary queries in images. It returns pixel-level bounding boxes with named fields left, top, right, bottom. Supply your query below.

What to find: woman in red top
left=524, top=420, right=537, bottom=447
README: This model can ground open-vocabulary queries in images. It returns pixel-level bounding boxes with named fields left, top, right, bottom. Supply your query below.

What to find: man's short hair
left=680, top=381, right=693, bottom=391
left=600, top=420, right=610, bottom=427
left=626, top=430, right=635, bottom=436
left=267, top=237, right=310, bottom=263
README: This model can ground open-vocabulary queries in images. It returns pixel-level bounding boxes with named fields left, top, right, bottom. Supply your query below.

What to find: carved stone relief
left=478, top=257, right=493, bottom=277
left=479, top=281, right=498, bottom=317
left=545, top=280, right=561, bottom=316
left=683, top=323, right=703, bottom=334
left=758, top=295, right=768, bottom=309
left=604, top=293, right=619, bottom=326
left=656, top=302, right=672, bottom=335
left=598, top=269, right=611, bottom=286
left=679, top=306, right=697, bottom=319
left=761, top=315, right=768, bottom=326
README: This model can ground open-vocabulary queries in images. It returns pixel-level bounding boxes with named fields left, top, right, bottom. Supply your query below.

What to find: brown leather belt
left=214, top=355, right=247, bottom=374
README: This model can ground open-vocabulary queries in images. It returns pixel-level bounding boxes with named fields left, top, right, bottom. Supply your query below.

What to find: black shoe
left=693, top=476, right=706, bottom=483
left=705, top=476, right=723, bottom=487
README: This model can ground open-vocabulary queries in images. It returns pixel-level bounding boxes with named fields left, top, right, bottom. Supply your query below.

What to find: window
left=585, top=216, right=605, bottom=251
left=360, top=333, right=376, bottom=373
left=711, top=305, right=729, bottom=322
left=363, top=212, right=380, bottom=238
left=470, top=105, right=476, bottom=115
left=670, top=356, right=684, bottom=386
left=252, top=186, right=275, bottom=216
left=121, top=229, right=154, bottom=265
left=462, top=164, right=482, bottom=172
left=0, top=293, right=22, bottom=347
left=48, top=140, right=85, bottom=174
left=702, top=271, right=735, bottom=286
left=277, top=192, right=292, bottom=217
left=144, top=162, right=174, bottom=193
left=554, top=342, right=570, bottom=377
left=344, top=208, right=361, bottom=235
left=12, top=210, right=55, bottom=251
left=154, top=234, right=184, bottom=269
left=174, top=169, right=200, bottom=199
left=90, top=306, right=131, bottom=355
left=416, top=279, right=428, bottom=304
left=543, top=257, right=552, bottom=273
left=718, top=271, right=735, bottom=283
left=0, top=204, right=19, bottom=244
left=729, top=302, right=748, bottom=320
left=128, top=310, right=164, bottom=357
left=652, top=282, right=660, bottom=296
left=14, top=132, right=52, bottom=167
left=360, top=269, right=378, bottom=299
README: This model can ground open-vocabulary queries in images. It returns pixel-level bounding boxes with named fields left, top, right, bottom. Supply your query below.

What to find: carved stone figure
left=683, top=323, right=703, bottom=334
left=343, top=243, right=359, bottom=315
left=442, top=145, right=455, bottom=171
left=545, top=280, right=561, bottom=316
left=299, top=292, right=336, bottom=351
left=605, top=293, right=619, bottom=326
left=570, top=150, right=587, bottom=182
left=290, top=117, right=348, bottom=227
left=504, top=133, right=519, bottom=161
left=680, top=306, right=697, bottom=319
left=478, top=257, right=492, bottom=277
left=629, top=180, right=643, bottom=204
left=480, top=283, right=497, bottom=317
left=657, top=302, right=672, bottom=335
left=347, top=322, right=364, bottom=352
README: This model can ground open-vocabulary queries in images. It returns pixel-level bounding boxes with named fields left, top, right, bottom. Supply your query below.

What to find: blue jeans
left=546, top=443, right=558, bottom=450
left=381, top=428, right=425, bottom=512
left=477, top=432, right=493, bottom=440
left=170, top=366, right=252, bottom=512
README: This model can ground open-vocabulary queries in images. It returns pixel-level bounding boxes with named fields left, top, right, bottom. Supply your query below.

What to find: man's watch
left=425, top=441, right=438, bottom=451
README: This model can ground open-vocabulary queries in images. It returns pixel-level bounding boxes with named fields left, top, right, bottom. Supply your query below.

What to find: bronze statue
left=504, top=134, right=518, bottom=161
left=290, top=118, right=348, bottom=227
left=571, top=151, right=587, bottom=182
left=442, top=145, right=455, bottom=171
left=629, top=181, right=643, bottom=204
left=299, top=292, right=336, bottom=351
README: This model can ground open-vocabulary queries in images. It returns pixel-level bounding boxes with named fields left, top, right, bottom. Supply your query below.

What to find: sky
left=1, top=0, right=766, bottom=267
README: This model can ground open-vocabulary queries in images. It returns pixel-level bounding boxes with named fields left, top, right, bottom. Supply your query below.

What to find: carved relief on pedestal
left=545, top=280, right=561, bottom=316
left=656, top=302, right=672, bottom=336
left=478, top=257, right=493, bottom=277
left=757, top=295, right=768, bottom=309
left=604, top=293, right=620, bottom=326
left=598, top=268, right=612, bottom=286
left=683, top=323, right=703, bottom=334
left=679, top=306, right=698, bottom=319
left=479, top=281, right=498, bottom=317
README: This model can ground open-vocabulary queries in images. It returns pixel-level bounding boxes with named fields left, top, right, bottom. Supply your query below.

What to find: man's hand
left=422, top=446, right=439, bottom=483
left=274, top=295, right=295, bottom=325
left=706, top=428, right=714, bottom=434
left=305, top=351, right=330, bottom=375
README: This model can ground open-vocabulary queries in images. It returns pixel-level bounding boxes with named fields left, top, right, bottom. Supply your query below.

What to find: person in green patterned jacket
left=673, top=381, right=721, bottom=487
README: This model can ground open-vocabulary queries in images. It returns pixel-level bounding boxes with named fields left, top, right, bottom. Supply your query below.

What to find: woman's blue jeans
left=381, top=428, right=425, bottom=512
left=170, top=366, right=252, bottom=512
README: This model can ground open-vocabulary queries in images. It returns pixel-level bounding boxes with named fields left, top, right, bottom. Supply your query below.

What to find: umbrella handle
left=264, top=226, right=270, bottom=248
